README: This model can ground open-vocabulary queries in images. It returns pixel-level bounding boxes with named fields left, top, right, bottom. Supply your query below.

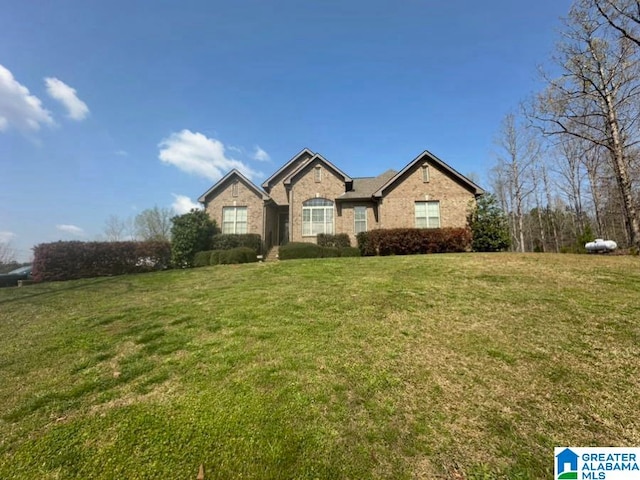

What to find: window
left=354, top=206, right=367, bottom=234
left=231, top=182, right=239, bottom=197
left=422, top=165, right=430, bottom=183
left=314, top=166, right=322, bottom=183
left=222, top=206, right=247, bottom=234
left=302, top=198, right=334, bottom=236
left=415, top=201, right=440, bottom=228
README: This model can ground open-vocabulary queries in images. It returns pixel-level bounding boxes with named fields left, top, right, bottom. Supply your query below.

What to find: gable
left=198, top=169, right=269, bottom=204
left=283, top=154, right=353, bottom=186
left=373, top=151, right=484, bottom=198
left=261, top=148, right=315, bottom=192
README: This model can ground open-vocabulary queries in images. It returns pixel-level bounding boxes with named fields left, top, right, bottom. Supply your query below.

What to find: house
left=198, top=148, right=484, bottom=250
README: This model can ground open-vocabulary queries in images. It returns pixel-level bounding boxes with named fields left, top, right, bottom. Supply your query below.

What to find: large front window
left=302, top=198, right=334, bottom=236
left=415, top=201, right=440, bottom=228
left=222, top=206, right=247, bottom=234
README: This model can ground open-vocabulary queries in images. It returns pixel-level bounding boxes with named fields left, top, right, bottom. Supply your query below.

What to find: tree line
left=491, top=0, right=640, bottom=253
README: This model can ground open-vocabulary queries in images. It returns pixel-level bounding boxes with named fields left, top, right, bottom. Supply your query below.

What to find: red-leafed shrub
left=32, top=241, right=171, bottom=282
left=356, top=228, right=471, bottom=256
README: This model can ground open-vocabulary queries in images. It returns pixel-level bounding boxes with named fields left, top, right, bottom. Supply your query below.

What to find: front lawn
left=0, top=253, right=638, bottom=479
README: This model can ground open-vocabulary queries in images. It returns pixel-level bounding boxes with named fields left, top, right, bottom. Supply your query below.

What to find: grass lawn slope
left=1, top=253, right=639, bottom=479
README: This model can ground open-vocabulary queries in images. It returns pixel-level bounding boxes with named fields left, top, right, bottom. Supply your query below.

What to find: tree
left=493, top=113, right=541, bottom=252
left=134, top=207, right=173, bottom=242
left=533, top=0, right=640, bottom=249
left=595, top=0, right=640, bottom=47
left=468, top=194, right=511, bottom=252
left=103, top=215, right=132, bottom=241
left=170, top=209, right=217, bottom=267
left=0, top=242, right=22, bottom=273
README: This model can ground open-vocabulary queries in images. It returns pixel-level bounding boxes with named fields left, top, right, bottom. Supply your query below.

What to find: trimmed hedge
left=357, top=228, right=472, bottom=256
left=210, top=247, right=258, bottom=265
left=211, top=234, right=262, bottom=254
left=317, top=233, right=351, bottom=248
left=279, top=243, right=323, bottom=260
left=32, top=241, right=171, bottom=282
left=193, top=251, right=213, bottom=267
left=278, top=242, right=361, bottom=260
left=192, top=247, right=259, bottom=266
left=340, top=247, right=361, bottom=257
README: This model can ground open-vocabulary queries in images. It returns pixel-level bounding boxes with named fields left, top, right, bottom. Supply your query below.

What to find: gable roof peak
left=198, top=169, right=270, bottom=203
left=261, top=147, right=315, bottom=189
left=372, top=150, right=484, bottom=198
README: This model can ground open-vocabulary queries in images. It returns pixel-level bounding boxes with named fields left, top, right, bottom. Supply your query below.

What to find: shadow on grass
left=0, top=277, right=119, bottom=306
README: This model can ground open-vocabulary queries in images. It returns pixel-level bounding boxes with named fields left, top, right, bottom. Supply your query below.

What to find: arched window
left=302, top=198, right=334, bottom=236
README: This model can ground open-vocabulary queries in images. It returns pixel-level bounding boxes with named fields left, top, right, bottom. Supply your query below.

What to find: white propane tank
left=585, top=238, right=618, bottom=253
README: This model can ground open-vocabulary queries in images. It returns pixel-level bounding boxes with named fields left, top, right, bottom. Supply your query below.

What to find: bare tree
left=134, top=206, right=173, bottom=242
left=533, top=0, right=640, bottom=248
left=0, top=242, right=16, bottom=265
left=104, top=215, right=132, bottom=241
left=595, top=0, right=640, bottom=47
left=493, top=113, right=541, bottom=252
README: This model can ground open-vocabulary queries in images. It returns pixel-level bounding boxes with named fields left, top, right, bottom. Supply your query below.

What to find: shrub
left=279, top=242, right=323, bottom=260
left=209, top=250, right=223, bottom=265
left=170, top=210, right=217, bottom=268
left=211, top=234, right=262, bottom=254
left=217, top=247, right=257, bottom=264
left=317, top=233, right=351, bottom=248
left=339, top=247, right=361, bottom=257
left=356, top=228, right=472, bottom=256
left=32, top=241, right=171, bottom=282
left=322, top=247, right=341, bottom=258
left=193, top=250, right=213, bottom=267
left=468, top=194, right=510, bottom=252
left=356, top=231, right=371, bottom=256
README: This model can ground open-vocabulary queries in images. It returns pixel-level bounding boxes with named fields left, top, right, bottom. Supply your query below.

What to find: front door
left=278, top=212, right=289, bottom=245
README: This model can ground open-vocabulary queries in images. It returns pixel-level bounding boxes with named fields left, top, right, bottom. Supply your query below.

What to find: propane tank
left=585, top=238, right=617, bottom=253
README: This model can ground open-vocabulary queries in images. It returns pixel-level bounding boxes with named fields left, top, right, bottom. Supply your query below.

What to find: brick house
left=198, top=148, right=484, bottom=250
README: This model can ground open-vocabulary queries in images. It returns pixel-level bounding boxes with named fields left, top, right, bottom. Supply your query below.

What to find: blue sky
left=1, top=0, right=572, bottom=260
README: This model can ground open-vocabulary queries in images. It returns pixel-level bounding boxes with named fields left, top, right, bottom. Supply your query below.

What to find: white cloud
left=115, top=150, right=129, bottom=156
left=56, top=224, right=85, bottom=236
left=0, top=231, right=16, bottom=243
left=44, top=77, right=89, bottom=121
left=171, top=194, right=202, bottom=214
left=158, top=129, right=259, bottom=181
left=252, top=145, right=271, bottom=162
left=0, top=64, right=54, bottom=132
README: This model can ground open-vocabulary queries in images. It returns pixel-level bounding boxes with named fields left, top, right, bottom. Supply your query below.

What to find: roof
left=337, top=169, right=397, bottom=201
left=197, top=169, right=270, bottom=203
left=372, top=150, right=485, bottom=197
left=261, top=148, right=314, bottom=190
left=283, top=153, right=353, bottom=185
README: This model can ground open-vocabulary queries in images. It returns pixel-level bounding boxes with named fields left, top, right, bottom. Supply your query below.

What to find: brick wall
left=379, top=161, right=475, bottom=229
left=289, top=161, right=346, bottom=243
left=204, top=178, right=264, bottom=236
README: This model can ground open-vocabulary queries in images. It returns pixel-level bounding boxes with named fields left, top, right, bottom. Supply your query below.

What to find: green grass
left=0, top=253, right=639, bottom=479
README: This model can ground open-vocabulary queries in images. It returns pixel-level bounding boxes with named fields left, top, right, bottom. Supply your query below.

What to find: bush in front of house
left=193, top=250, right=213, bottom=267
left=321, top=246, right=341, bottom=258
left=170, top=209, right=218, bottom=268
left=279, top=242, right=323, bottom=260
left=211, top=234, right=263, bottom=254
left=339, top=247, right=361, bottom=257
left=317, top=233, right=351, bottom=248
left=32, top=240, right=171, bottom=282
left=278, top=242, right=361, bottom=260
left=356, top=228, right=472, bottom=256
left=209, top=247, right=258, bottom=265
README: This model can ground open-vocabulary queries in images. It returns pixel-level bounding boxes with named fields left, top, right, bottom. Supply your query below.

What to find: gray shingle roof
left=337, top=169, right=397, bottom=200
